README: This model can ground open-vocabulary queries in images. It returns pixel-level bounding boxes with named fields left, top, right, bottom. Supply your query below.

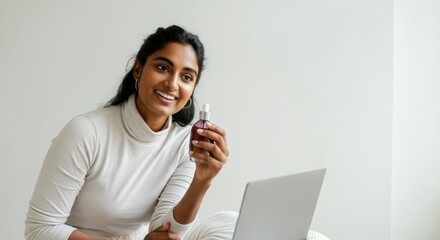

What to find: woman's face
left=134, top=42, right=199, bottom=130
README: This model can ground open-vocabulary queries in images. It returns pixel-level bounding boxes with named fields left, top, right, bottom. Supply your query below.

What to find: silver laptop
left=232, top=168, right=326, bottom=240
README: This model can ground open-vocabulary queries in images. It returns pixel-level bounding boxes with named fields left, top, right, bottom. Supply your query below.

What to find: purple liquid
left=190, top=120, right=212, bottom=156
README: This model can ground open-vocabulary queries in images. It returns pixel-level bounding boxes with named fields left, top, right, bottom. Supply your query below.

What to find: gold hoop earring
left=183, top=98, right=192, bottom=109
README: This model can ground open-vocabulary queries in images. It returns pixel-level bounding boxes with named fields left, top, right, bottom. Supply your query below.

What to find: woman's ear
left=133, top=59, right=142, bottom=80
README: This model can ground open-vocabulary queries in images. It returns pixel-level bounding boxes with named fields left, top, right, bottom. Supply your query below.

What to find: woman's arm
left=172, top=174, right=211, bottom=224
left=173, top=122, right=229, bottom=224
left=147, top=123, right=229, bottom=238
left=25, top=116, right=95, bottom=240
left=68, top=230, right=100, bottom=240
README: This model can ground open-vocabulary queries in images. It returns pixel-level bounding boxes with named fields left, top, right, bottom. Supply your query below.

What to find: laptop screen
left=232, top=168, right=326, bottom=240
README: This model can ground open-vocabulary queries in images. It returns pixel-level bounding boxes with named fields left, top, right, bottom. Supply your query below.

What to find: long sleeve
left=148, top=140, right=195, bottom=238
left=25, top=116, right=96, bottom=240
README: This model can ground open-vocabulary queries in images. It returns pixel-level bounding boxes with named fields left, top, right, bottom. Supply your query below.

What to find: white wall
left=1, top=0, right=395, bottom=239
left=392, top=0, right=440, bottom=239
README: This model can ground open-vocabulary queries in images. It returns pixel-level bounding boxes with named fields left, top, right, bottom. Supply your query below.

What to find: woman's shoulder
left=61, top=106, right=120, bottom=135
left=81, top=105, right=120, bottom=119
left=75, top=105, right=120, bottom=124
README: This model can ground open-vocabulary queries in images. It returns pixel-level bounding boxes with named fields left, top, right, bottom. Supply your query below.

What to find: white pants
left=184, top=211, right=238, bottom=240
left=102, top=211, right=329, bottom=240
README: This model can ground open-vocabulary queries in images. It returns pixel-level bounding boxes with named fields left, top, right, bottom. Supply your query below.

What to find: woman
left=25, top=25, right=237, bottom=240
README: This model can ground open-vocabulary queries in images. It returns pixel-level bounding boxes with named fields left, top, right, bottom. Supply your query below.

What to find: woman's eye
left=157, top=65, right=169, bottom=72
left=181, top=75, right=193, bottom=81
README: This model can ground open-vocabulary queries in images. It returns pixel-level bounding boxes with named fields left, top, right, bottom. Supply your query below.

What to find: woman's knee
left=185, top=211, right=238, bottom=240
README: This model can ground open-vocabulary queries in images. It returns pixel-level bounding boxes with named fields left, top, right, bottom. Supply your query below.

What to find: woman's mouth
left=155, top=90, right=177, bottom=101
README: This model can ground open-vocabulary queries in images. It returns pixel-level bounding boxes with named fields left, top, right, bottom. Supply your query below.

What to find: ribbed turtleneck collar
left=121, top=94, right=171, bottom=142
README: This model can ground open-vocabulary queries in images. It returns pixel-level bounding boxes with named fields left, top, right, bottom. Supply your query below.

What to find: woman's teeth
left=156, top=90, right=176, bottom=100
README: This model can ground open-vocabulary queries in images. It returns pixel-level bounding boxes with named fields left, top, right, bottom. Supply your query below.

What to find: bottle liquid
left=190, top=103, right=212, bottom=160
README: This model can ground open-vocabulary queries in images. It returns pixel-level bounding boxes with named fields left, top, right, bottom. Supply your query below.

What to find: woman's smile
left=155, top=89, right=177, bottom=102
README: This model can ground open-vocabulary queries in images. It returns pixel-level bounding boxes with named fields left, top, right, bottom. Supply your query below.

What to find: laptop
left=232, top=168, right=326, bottom=240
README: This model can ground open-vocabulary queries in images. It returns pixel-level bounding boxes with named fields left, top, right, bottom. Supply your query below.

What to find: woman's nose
left=165, top=74, right=178, bottom=91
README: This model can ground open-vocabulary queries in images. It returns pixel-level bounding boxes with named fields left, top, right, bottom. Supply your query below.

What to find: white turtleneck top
left=25, top=95, right=195, bottom=240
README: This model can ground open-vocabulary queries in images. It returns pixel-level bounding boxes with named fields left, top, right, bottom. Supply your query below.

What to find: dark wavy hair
left=105, top=25, right=205, bottom=126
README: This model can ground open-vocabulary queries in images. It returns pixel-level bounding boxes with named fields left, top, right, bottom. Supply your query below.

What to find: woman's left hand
left=189, top=122, right=229, bottom=183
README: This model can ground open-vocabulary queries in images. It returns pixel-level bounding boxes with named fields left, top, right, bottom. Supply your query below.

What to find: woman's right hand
left=144, top=223, right=180, bottom=240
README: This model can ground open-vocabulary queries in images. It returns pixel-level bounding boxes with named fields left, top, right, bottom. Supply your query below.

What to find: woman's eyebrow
left=153, top=56, right=198, bottom=76
left=153, top=56, right=174, bottom=66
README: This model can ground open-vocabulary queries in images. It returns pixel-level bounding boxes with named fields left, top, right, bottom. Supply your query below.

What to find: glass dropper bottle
left=190, top=103, right=212, bottom=160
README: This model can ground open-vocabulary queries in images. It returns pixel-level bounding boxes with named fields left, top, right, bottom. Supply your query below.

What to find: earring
left=183, top=98, right=192, bottom=109
left=135, top=79, right=139, bottom=91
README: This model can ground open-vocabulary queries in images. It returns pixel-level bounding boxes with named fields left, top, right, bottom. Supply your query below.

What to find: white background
left=0, top=0, right=438, bottom=240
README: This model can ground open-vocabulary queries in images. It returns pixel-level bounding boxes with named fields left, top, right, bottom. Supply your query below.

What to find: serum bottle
left=190, top=103, right=212, bottom=159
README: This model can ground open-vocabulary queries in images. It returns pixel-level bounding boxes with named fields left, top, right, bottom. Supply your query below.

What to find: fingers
left=195, top=123, right=229, bottom=157
left=189, top=123, right=229, bottom=182
left=190, top=147, right=225, bottom=170
left=154, top=222, right=170, bottom=232
left=207, top=122, right=227, bottom=141
left=207, top=122, right=228, bottom=150
left=145, top=223, right=181, bottom=240
left=191, top=140, right=226, bottom=164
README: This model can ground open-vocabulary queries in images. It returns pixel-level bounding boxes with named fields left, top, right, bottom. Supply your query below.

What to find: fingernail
left=207, top=122, right=212, bottom=126
left=192, top=140, right=199, bottom=145
left=189, top=151, right=194, bottom=156
left=197, top=129, right=203, bottom=134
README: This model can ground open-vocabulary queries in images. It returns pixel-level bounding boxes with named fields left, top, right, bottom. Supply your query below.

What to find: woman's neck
left=135, top=96, right=169, bottom=132
left=139, top=114, right=167, bottom=132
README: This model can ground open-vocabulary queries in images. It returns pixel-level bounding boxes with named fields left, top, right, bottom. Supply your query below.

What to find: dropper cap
left=199, top=103, right=210, bottom=121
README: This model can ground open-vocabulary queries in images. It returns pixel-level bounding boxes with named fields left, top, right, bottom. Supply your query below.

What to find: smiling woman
left=133, top=43, right=198, bottom=132
left=25, top=25, right=237, bottom=240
